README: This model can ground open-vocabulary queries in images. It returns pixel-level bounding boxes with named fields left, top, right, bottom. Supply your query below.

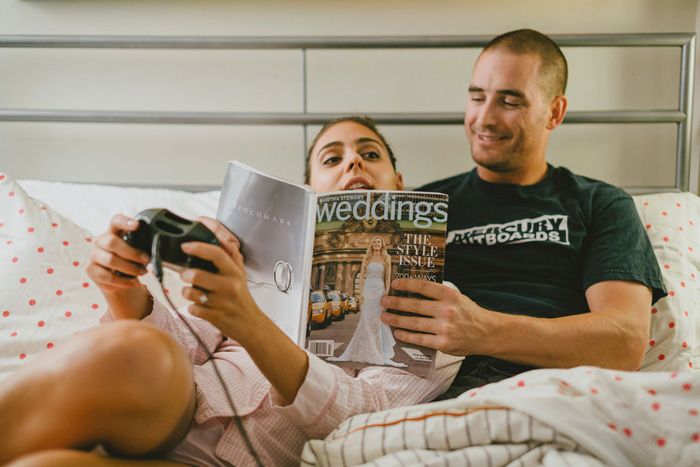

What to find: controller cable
left=150, top=232, right=264, bottom=467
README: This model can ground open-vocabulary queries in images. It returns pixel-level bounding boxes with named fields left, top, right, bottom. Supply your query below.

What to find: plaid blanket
left=301, top=366, right=700, bottom=466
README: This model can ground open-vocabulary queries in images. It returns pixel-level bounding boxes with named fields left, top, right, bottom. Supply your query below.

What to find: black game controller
left=123, top=208, right=220, bottom=273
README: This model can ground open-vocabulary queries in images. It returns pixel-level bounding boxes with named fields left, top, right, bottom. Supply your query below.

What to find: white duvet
left=301, top=366, right=699, bottom=466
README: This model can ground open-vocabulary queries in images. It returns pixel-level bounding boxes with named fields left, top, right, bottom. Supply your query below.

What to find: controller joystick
left=123, top=208, right=220, bottom=274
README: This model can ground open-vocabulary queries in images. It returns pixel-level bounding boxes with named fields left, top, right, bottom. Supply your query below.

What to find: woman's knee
left=7, top=449, right=187, bottom=467
left=100, top=322, right=190, bottom=398
left=54, top=321, right=193, bottom=409
left=7, top=450, right=100, bottom=467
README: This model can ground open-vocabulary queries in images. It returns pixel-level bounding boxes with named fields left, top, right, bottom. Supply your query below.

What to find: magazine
left=216, top=161, right=448, bottom=376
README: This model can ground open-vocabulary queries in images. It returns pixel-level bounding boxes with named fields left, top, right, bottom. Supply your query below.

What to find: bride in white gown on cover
left=329, top=237, right=406, bottom=367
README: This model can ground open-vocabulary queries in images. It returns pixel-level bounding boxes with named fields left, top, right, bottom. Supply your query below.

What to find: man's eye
left=363, top=151, right=380, bottom=160
left=470, top=96, right=485, bottom=102
left=503, top=100, right=520, bottom=107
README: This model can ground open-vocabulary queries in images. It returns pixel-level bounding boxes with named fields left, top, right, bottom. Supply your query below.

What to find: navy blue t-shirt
left=418, top=165, right=666, bottom=377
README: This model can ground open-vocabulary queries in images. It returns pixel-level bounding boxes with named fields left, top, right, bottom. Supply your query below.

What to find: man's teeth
left=348, top=183, right=368, bottom=189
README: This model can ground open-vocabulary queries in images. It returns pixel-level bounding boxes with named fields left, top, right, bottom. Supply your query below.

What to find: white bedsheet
left=301, top=366, right=700, bottom=466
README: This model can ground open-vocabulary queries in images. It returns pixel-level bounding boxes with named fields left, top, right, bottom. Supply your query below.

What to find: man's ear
left=546, top=95, right=568, bottom=130
left=394, top=172, right=404, bottom=190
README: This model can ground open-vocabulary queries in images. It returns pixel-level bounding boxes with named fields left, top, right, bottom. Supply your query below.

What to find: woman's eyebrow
left=317, top=141, right=342, bottom=154
left=355, top=137, right=381, bottom=146
left=317, top=137, right=381, bottom=156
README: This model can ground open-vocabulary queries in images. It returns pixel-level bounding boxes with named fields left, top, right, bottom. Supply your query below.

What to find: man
left=380, top=29, right=667, bottom=398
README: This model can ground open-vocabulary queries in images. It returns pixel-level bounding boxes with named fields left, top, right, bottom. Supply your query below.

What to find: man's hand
left=382, top=278, right=652, bottom=370
left=380, top=279, right=491, bottom=356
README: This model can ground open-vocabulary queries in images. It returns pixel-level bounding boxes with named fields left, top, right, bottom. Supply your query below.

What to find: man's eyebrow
left=497, top=89, right=526, bottom=99
left=468, top=86, right=525, bottom=99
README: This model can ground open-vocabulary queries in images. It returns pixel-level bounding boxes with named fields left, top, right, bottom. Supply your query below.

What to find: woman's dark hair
left=304, top=115, right=397, bottom=184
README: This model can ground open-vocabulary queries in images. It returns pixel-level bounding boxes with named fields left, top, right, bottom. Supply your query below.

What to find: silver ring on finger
left=198, top=290, right=209, bottom=306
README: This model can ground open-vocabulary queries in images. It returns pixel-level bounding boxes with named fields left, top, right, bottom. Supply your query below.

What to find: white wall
left=0, top=0, right=697, bottom=191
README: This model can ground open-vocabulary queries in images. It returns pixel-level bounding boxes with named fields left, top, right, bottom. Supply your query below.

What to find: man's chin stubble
left=471, top=154, right=518, bottom=173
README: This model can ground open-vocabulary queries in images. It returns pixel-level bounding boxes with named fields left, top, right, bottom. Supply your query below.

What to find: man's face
left=465, top=49, right=553, bottom=176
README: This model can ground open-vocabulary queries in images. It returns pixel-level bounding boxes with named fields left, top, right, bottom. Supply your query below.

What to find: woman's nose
left=344, top=152, right=365, bottom=173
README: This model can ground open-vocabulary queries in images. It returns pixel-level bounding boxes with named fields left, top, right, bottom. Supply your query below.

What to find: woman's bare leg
left=7, top=449, right=187, bottom=467
left=0, top=321, right=195, bottom=464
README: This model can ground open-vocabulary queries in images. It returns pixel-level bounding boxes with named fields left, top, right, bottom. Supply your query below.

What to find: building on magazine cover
left=310, top=217, right=445, bottom=298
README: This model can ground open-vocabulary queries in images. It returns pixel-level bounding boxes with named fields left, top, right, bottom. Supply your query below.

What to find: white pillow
left=18, top=179, right=219, bottom=311
left=0, top=174, right=105, bottom=380
left=19, top=180, right=220, bottom=235
left=634, top=192, right=699, bottom=373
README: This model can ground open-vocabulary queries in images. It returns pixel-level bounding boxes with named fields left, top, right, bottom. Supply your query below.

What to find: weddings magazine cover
left=216, top=161, right=449, bottom=377
left=306, top=191, right=448, bottom=377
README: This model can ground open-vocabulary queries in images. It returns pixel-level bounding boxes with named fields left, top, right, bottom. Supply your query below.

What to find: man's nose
left=474, top=100, right=498, bottom=129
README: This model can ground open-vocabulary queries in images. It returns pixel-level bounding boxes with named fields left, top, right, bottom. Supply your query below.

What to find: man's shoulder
left=550, top=166, right=630, bottom=201
left=415, top=170, right=473, bottom=194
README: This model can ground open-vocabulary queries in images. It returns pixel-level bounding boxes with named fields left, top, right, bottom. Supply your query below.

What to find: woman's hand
left=86, top=214, right=153, bottom=319
left=179, top=217, right=263, bottom=341
left=181, top=217, right=309, bottom=404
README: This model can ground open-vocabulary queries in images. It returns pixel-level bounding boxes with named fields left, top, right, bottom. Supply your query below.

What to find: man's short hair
left=483, top=29, right=568, bottom=98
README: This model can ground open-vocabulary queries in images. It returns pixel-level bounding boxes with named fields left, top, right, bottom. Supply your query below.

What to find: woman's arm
left=273, top=351, right=460, bottom=439
left=178, top=218, right=309, bottom=404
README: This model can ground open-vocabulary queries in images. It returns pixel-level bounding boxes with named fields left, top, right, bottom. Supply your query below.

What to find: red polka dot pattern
left=634, top=193, right=699, bottom=373
left=0, top=174, right=104, bottom=374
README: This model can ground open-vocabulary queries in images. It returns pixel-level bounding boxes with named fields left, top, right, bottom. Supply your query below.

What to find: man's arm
left=380, top=278, right=651, bottom=371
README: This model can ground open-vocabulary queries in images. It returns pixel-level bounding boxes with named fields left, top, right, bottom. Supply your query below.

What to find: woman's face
left=308, top=121, right=403, bottom=193
left=372, top=238, right=383, bottom=251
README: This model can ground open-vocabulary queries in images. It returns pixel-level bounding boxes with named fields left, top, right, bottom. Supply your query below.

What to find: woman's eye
left=362, top=151, right=380, bottom=160
left=322, top=155, right=341, bottom=165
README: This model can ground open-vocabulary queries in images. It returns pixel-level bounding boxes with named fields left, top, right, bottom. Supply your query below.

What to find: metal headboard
left=0, top=33, right=695, bottom=192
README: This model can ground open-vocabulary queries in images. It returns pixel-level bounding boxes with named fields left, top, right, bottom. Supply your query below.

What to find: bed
left=1, top=33, right=699, bottom=465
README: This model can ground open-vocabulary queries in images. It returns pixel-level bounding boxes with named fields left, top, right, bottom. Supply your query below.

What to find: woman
left=329, top=236, right=405, bottom=367
left=1, top=116, right=459, bottom=467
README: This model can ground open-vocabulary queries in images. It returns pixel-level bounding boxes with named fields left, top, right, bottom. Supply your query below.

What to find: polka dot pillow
left=0, top=173, right=105, bottom=380
left=634, top=192, right=699, bottom=373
